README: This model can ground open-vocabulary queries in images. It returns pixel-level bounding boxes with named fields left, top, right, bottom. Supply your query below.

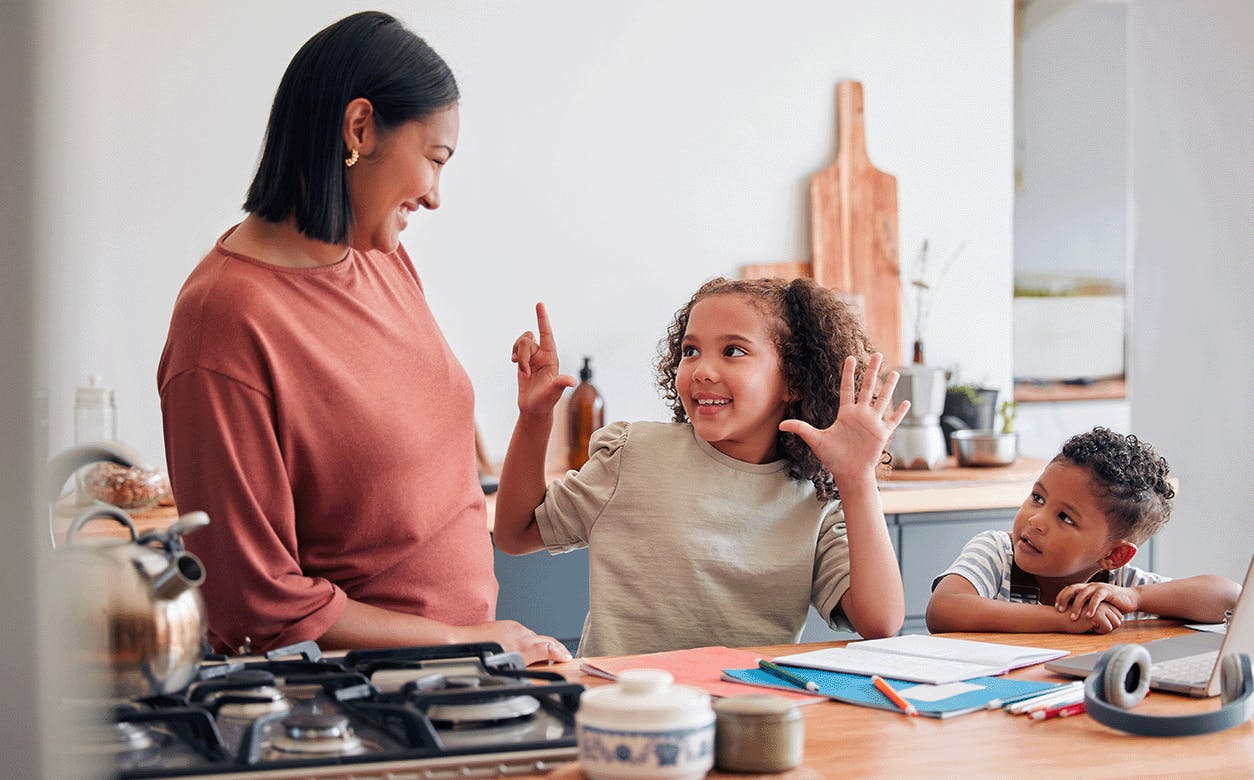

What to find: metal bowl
left=950, top=429, right=1018, bottom=467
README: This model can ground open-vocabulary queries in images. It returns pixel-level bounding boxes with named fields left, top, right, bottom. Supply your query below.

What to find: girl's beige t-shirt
left=536, top=420, right=851, bottom=657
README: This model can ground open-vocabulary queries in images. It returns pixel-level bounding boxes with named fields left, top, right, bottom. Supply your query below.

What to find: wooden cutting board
left=810, top=81, right=901, bottom=366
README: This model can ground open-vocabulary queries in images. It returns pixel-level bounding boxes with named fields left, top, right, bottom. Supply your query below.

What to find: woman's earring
left=344, top=148, right=359, bottom=168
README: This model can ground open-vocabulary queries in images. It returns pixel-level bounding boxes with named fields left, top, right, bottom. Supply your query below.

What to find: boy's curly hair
left=656, top=276, right=874, bottom=501
left=1054, top=427, right=1175, bottom=544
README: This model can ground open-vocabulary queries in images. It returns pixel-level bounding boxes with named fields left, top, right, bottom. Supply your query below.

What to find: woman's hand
left=511, top=302, right=575, bottom=417
left=457, top=619, right=573, bottom=665
left=779, top=353, right=910, bottom=485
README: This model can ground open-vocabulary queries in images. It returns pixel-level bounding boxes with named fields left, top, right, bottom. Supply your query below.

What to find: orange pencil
left=872, top=675, right=918, bottom=717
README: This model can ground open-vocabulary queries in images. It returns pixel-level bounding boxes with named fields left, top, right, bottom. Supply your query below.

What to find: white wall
left=1015, top=1, right=1128, bottom=285
left=1128, top=0, right=1254, bottom=582
left=34, top=0, right=1015, bottom=471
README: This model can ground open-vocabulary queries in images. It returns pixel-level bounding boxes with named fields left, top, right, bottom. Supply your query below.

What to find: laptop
left=1044, top=555, right=1254, bottom=697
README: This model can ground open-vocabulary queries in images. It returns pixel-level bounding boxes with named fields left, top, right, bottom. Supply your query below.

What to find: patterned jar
left=576, top=669, right=714, bottom=780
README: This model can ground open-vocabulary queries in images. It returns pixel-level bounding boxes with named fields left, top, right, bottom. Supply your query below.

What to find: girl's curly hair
left=656, top=276, right=874, bottom=501
left=1054, top=427, right=1175, bottom=544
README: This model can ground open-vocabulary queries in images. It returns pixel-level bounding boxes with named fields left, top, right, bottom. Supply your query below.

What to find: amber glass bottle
left=567, top=357, right=605, bottom=470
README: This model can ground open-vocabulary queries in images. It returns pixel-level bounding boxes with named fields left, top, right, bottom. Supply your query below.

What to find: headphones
left=1084, top=644, right=1254, bottom=736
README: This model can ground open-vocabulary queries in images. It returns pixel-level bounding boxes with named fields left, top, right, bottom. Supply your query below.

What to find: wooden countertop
left=536, top=621, right=1252, bottom=778
left=57, top=455, right=1046, bottom=544
left=876, top=456, right=1043, bottom=514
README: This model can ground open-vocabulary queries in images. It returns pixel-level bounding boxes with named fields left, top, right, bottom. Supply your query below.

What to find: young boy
left=927, top=427, right=1241, bottom=634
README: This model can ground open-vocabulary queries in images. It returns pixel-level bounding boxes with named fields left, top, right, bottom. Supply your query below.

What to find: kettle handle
left=64, top=505, right=138, bottom=546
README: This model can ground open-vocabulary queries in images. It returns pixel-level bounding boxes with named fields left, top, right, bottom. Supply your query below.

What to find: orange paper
left=580, top=646, right=824, bottom=704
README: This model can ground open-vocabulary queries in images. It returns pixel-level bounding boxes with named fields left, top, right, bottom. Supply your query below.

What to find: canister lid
left=714, top=694, right=802, bottom=720
left=578, top=669, right=713, bottom=728
left=75, top=374, right=114, bottom=407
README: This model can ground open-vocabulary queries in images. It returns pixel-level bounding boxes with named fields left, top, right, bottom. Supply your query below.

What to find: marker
left=871, top=675, right=918, bottom=717
left=1030, top=701, right=1087, bottom=721
left=758, top=660, right=820, bottom=692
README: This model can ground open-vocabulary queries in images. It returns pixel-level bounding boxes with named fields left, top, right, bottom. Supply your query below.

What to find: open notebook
left=773, top=634, right=1069, bottom=685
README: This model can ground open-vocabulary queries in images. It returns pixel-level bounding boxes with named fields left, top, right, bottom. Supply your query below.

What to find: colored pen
left=758, top=660, right=820, bottom=692
left=1018, top=689, right=1085, bottom=716
left=988, top=682, right=1079, bottom=710
left=1030, top=701, right=1087, bottom=721
left=1006, top=682, right=1084, bottom=714
left=871, top=675, right=918, bottom=717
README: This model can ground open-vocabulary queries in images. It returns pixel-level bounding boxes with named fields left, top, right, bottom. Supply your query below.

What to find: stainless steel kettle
left=46, top=442, right=210, bottom=699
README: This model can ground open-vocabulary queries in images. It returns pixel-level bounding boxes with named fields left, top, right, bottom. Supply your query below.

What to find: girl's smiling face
left=675, top=293, right=791, bottom=463
left=1012, top=460, right=1123, bottom=581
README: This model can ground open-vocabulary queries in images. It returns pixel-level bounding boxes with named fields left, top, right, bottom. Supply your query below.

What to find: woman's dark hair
left=243, top=11, right=459, bottom=243
left=656, top=277, right=876, bottom=501
left=1053, top=426, right=1175, bottom=544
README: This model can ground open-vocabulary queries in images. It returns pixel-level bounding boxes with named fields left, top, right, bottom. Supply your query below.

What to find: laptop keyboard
left=1151, top=651, right=1217, bottom=686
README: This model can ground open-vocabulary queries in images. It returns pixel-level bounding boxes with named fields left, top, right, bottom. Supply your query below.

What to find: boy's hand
left=1055, top=581, right=1140, bottom=622
left=511, top=302, right=576, bottom=416
left=1058, top=600, right=1124, bottom=634
left=779, top=353, right=910, bottom=484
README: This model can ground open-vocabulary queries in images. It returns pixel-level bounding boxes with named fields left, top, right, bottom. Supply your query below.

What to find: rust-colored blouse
left=158, top=228, right=495, bottom=653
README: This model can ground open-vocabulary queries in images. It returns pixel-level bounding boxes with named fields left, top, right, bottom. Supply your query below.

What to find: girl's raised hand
left=779, top=353, right=910, bottom=484
left=511, top=302, right=576, bottom=416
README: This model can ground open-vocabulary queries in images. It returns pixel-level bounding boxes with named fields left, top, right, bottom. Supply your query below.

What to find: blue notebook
left=722, top=667, right=1064, bottom=719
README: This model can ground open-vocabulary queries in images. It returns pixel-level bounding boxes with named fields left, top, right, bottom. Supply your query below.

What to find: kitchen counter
left=531, top=621, right=1252, bottom=778
left=58, top=458, right=1051, bottom=640
left=55, top=455, right=1045, bottom=543
left=51, top=495, right=179, bottom=545
left=488, top=456, right=1045, bottom=530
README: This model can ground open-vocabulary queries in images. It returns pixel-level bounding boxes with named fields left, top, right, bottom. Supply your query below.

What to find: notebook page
left=772, top=647, right=1002, bottom=685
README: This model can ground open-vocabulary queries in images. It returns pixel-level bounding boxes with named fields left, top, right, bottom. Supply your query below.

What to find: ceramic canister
left=713, top=694, right=804, bottom=773
left=575, top=669, right=715, bottom=780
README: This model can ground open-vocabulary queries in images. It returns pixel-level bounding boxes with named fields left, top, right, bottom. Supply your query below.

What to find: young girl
left=494, top=277, right=909, bottom=656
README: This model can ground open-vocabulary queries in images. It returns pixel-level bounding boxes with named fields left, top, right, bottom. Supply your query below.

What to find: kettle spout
left=150, top=552, right=206, bottom=600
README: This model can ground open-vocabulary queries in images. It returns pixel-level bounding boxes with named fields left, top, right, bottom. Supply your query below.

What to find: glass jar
left=74, top=374, right=117, bottom=502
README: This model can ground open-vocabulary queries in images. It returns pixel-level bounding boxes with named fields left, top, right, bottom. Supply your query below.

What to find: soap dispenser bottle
left=568, top=357, right=605, bottom=471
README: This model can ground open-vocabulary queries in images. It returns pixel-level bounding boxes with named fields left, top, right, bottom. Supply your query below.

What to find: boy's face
left=1012, top=460, right=1130, bottom=580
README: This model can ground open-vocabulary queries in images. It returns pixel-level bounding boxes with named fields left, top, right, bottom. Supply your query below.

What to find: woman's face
left=346, top=104, right=459, bottom=253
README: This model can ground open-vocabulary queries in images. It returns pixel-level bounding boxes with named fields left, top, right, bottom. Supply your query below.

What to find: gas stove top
left=83, top=642, right=583, bottom=778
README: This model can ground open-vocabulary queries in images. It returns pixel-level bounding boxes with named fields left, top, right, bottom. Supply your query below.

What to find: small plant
left=905, top=238, right=966, bottom=364
left=948, top=383, right=984, bottom=406
left=999, top=401, right=1018, bottom=435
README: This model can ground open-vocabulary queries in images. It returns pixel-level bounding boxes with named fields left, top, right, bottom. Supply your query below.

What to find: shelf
left=1014, top=377, right=1126, bottom=403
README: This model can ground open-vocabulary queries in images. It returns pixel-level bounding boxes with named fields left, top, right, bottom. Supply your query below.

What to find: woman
left=158, top=11, right=569, bottom=664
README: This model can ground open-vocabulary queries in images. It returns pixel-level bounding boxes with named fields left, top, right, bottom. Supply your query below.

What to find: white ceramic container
left=576, top=669, right=715, bottom=780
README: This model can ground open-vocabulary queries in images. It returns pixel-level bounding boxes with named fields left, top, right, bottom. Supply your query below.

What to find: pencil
left=871, top=675, right=918, bottom=717
left=758, top=660, right=820, bottom=692
left=1029, top=701, right=1087, bottom=721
